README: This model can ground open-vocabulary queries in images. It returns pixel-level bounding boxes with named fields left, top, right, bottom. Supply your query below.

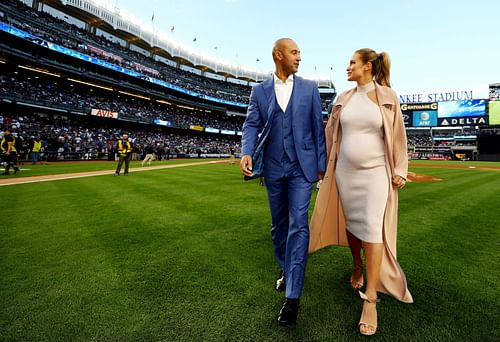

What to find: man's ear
left=275, top=50, right=283, bottom=61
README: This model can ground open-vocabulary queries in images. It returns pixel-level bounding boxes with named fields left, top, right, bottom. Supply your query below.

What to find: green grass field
left=0, top=160, right=499, bottom=341
left=7, top=159, right=215, bottom=178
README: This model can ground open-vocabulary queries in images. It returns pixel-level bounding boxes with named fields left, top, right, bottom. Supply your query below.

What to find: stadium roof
left=41, top=0, right=332, bottom=87
left=40, top=0, right=333, bottom=86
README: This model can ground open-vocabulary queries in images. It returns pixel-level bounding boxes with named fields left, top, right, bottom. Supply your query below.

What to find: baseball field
left=0, top=159, right=499, bottom=341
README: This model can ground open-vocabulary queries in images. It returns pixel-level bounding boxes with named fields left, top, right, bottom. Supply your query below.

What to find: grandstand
left=0, top=0, right=337, bottom=162
left=406, top=127, right=500, bottom=162
left=1, top=0, right=498, bottom=163
left=403, top=97, right=500, bottom=161
left=406, top=127, right=480, bottom=161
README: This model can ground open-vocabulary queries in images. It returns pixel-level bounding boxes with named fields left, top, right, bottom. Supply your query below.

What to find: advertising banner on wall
left=91, top=108, right=118, bottom=119
left=205, top=127, right=220, bottom=133
left=412, top=110, right=438, bottom=127
left=189, top=125, right=204, bottom=131
left=153, top=119, right=172, bottom=127
left=437, top=99, right=486, bottom=118
left=438, top=116, right=488, bottom=126
left=402, top=102, right=438, bottom=127
left=437, top=99, right=487, bottom=126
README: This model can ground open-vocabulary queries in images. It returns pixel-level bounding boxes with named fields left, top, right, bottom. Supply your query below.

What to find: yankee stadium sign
left=399, top=90, right=473, bottom=103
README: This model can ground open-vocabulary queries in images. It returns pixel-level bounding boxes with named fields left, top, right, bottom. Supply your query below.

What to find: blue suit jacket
left=241, top=75, right=327, bottom=183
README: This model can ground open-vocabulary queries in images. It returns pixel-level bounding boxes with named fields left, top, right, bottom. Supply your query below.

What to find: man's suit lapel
left=254, top=78, right=276, bottom=144
left=262, top=79, right=276, bottom=121
left=291, top=75, right=301, bottom=119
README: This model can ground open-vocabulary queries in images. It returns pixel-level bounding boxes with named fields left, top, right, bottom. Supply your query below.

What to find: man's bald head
left=272, top=38, right=296, bottom=62
left=272, top=38, right=301, bottom=79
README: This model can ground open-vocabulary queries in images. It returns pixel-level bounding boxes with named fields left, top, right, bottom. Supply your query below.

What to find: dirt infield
left=407, top=172, right=442, bottom=182
left=409, top=162, right=500, bottom=171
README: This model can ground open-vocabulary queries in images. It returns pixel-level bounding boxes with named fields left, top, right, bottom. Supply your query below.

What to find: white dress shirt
left=274, top=73, right=294, bottom=112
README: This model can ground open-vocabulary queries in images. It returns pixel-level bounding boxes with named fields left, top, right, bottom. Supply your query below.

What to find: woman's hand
left=392, top=175, right=406, bottom=189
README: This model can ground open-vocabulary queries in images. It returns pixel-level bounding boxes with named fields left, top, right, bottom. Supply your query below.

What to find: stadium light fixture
left=176, top=104, right=194, bottom=110
left=18, top=65, right=60, bottom=77
left=118, top=90, right=151, bottom=100
left=67, top=77, right=113, bottom=91
left=156, top=99, right=172, bottom=105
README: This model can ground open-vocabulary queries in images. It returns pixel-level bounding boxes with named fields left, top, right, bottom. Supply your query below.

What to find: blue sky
left=55, top=0, right=500, bottom=95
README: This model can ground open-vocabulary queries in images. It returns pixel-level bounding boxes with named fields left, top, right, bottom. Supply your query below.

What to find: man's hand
left=240, top=155, right=253, bottom=177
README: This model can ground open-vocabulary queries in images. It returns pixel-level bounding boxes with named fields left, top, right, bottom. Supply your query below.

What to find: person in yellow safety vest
left=1, top=128, right=20, bottom=175
left=114, top=133, right=133, bottom=176
left=31, top=136, right=42, bottom=164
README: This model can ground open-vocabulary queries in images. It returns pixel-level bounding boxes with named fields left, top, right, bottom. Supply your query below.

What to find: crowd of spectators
left=0, top=71, right=245, bottom=132
left=407, top=129, right=479, bottom=148
left=0, top=0, right=252, bottom=104
left=0, top=113, right=241, bottom=162
left=490, top=86, right=500, bottom=101
left=479, top=127, right=500, bottom=135
left=1, top=0, right=340, bottom=120
left=407, top=133, right=433, bottom=147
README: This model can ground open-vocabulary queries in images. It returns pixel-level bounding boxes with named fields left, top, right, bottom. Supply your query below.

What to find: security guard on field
left=114, top=133, right=133, bottom=176
left=1, top=128, right=20, bottom=175
left=31, top=136, right=42, bottom=164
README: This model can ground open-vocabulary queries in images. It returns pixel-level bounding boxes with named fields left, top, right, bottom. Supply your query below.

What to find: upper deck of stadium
left=27, top=0, right=333, bottom=87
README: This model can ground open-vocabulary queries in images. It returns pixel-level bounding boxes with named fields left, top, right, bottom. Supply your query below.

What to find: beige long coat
left=309, top=82, right=413, bottom=303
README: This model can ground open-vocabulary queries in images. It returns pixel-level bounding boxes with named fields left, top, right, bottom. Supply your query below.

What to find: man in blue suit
left=240, top=38, right=326, bottom=325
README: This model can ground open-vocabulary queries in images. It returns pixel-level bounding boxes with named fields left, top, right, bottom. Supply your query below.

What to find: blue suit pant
left=265, top=169, right=313, bottom=299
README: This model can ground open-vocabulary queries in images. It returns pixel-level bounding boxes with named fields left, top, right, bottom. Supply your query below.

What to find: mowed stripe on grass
left=0, top=160, right=227, bottom=186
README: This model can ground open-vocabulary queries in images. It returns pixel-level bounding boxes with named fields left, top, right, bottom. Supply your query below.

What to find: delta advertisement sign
left=402, top=100, right=488, bottom=127
left=437, top=99, right=487, bottom=126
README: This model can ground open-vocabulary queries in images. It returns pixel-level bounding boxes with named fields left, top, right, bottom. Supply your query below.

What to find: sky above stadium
left=62, top=0, right=500, bottom=95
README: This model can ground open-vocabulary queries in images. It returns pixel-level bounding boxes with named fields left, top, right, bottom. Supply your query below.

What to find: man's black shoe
left=277, top=298, right=299, bottom=326
left=14, top=166, right=19, bottom=174
left=275, top=271, right=285, bottom=292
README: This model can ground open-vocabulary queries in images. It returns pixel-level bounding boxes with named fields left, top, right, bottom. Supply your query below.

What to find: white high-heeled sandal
left=358, top=291, right=380, bottom=336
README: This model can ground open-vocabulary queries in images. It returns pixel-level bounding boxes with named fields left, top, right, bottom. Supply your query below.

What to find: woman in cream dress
left=336, top=80, right=388, bottom=245
left=309, top=48, right=412, bottom=336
